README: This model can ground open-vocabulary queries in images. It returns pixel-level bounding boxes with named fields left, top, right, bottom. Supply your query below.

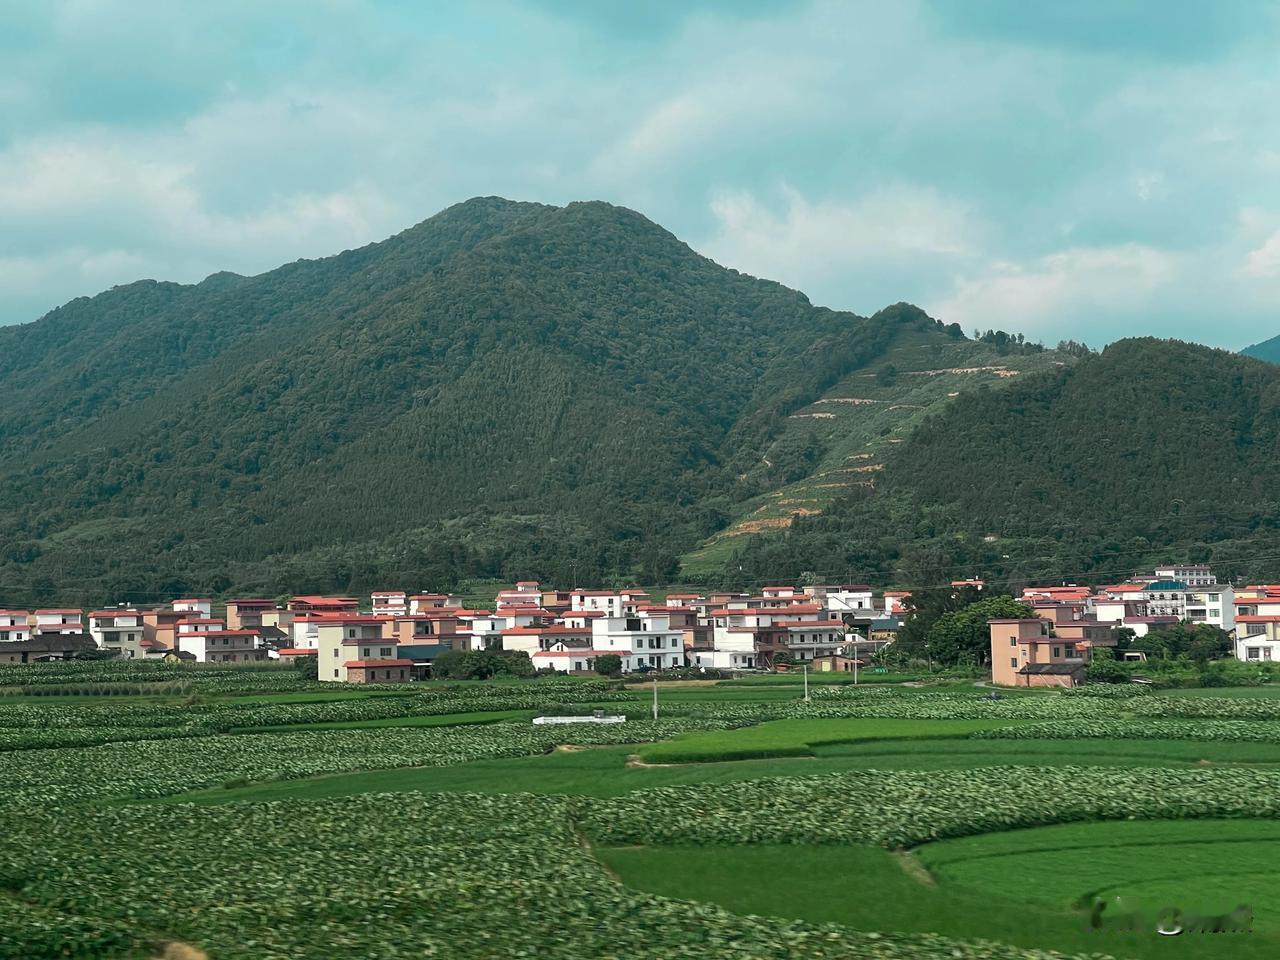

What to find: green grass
left=602, top=827, right=1277, bottom=959
left=229, top=709, right=534, bottom=733
left=636, top=717, right=1030, bottom=763
left=167, top=734, right=1280, bottom=805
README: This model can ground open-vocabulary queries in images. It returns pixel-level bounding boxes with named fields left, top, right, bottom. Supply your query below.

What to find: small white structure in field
left=532, top=714, right=625, bottom=725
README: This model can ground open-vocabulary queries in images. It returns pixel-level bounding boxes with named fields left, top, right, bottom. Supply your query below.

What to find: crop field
left=2, top=663, right=1279, bottom=959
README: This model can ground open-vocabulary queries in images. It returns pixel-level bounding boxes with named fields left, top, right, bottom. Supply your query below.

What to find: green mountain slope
left=0, top=197, right=926, bottom=603
left=1243, top=334, right=1280, bottom=363
left=730, top=338, right=1280, bottom=588
left=680, top=310, right=1074, bottom=573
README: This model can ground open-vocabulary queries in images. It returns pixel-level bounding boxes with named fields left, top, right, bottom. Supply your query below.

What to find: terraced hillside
left=681, top=319, right=1073, bottom=574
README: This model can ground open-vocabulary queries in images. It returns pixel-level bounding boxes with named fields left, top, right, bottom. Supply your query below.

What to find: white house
left=530, top=640, right=615, bottom=673
left=1152, top=564, right=1217, bottom=587
left=570, top=589, right=650, bottom=618
left=177, top=628, right=266, bottom=663
left=372, top=591, right=408, bottom=617
left=172, top=598, right=213, bottom=618
left=811, top=584, right=875, bottom=614
left=589, top=610, right=684, bottom=671
left=0, top=610, right=31, bottom=643
left=88, top=609, right=144, bottom=655
left=33, top=609, right=84, bottom=634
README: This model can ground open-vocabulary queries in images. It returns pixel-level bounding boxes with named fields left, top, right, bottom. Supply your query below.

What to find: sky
left=3, top=0, right=1280, bottom=349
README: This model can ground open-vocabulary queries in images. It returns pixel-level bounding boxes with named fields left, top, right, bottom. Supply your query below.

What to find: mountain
left=679, top=318, right=1077, bottom=573
left=0, top=197, right=955, bottom=604
left=730, top=338, right=1280, bottom=588
left=1242, top=334, right=1280, bottom=363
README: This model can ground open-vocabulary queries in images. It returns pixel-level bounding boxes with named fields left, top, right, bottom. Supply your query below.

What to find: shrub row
left=582, top=765, right=1280, bottom=849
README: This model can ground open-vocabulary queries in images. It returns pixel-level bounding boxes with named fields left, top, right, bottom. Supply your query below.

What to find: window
left=1065, top=644, right=1077, bottom=657
left=332, top=648, right=339, bottom=658
left=670, top=638, right=678, bottom=647
left=1248, top=647, right=1262, bottom=661
left=1248, top=624, right=1266, bottom=637
left=1010, top=637, right=1017, bottom=646
left=379, top=647, right=392, bottom=657
left=1052, top=647, right=1061, bottom=658
left=1010, top=657, right=1018, bottom=668
left=1209, top=609, right=1220, bottom=618
left=1209, top=594, right=1220, bottom=602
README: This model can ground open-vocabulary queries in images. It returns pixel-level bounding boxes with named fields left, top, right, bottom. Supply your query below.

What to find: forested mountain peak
left=0, top=197, right=910, bottom=603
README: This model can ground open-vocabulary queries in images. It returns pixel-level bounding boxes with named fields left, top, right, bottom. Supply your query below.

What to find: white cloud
left=929, top=244, right=1178, bottom=335
left=1239, top=229, right=1280, bottom=278
left=701, top=183, right=978, bottom=305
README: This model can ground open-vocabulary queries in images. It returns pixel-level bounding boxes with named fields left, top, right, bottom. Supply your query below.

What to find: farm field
left=4, top=662, right=1280, bottom=959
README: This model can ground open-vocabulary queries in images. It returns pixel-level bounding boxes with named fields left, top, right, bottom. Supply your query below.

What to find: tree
left=293, top=653, right=318, bottom=681
left=1085, top=647, right=1129, bottom=683
left=594, top=654, right=622, bottom=677
left=876, top=364, right=898, bottom=387
left=923, top=595, right=1035, bottom=666
left=894, top=585, right=986, bottom=659
left=1132, top=622, right=1231, bottom=662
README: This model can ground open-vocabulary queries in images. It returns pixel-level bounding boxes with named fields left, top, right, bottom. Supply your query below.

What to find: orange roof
left=277, top=648, right=316, bottom=656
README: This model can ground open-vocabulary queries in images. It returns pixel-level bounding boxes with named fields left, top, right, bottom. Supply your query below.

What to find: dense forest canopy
left=3, top=197, right=1267, bottom=604
left=0, top=198, right=935, bottom=604
left=733, top=338, right=1280, bottom=589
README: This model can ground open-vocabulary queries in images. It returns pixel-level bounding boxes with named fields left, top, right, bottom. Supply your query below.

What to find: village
left=0, top=563, right=1272, bottom=686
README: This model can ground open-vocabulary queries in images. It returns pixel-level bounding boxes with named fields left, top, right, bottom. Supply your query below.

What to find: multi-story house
left=1132, top=580, right=1233, bottom=630
left=530, top=640, right=616, bottom=673
left=173, top=598, right=213, bottom=618
left=807, top=584, right=875, bottom=614
left=569, top=589, right=649, bottom=618
left=590, top=609, right=684, bottom=671
left=226, top=599, right=279, bottom=630
left=88, top=609, right=145, bottom=656
left=989, top=617, right=1116, bottom=687
left=371, top=591, right=408, bottom=617
left=316, top=616, right=405, bottom=683
left=1236, top=616, right=1280, bottom=662
left=178, top=628, right=266, bottom=663
left=1152, top=564, right=1217, bottom=587
left=501, top=623, right=592, bottom=657
left=0, top=610, right=31, bottom=643
left=288, top=596, right=359, bottom=616
left=33, top=609, right=83, bottom=634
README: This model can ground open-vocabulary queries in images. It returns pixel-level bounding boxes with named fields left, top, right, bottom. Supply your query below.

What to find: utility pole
left=853, top=640, right=859, bottom=686
left=652, top=673, right=658, bottom=720
left=803, top=662, right=810, bottom=702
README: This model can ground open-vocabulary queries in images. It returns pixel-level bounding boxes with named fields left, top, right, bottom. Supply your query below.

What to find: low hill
left=680, top=311, right=1075, bottom=573
left=1243, top=334, right=1280, bottom=364
left=729, top=338, right=1280, bottom=588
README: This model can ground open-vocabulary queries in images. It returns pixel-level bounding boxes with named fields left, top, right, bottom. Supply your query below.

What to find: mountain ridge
left=0, top=196, right=933, bottom=603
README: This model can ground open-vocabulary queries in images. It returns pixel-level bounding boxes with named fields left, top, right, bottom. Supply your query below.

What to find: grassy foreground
left=603, top=824, right=1278, bottom=959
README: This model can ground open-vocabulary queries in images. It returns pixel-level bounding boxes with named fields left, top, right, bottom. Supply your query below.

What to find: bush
left=594, top=654, right=622, bottom=677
